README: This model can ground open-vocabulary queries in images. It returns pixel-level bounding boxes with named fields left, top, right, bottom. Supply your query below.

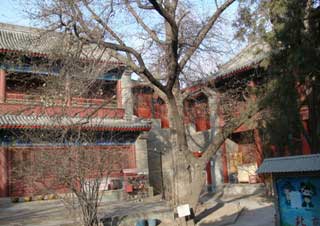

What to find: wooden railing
left=1, top=92, right=124, bottom=119
left=5, top=92, right=117, bottom=108
left=71, top=97, right=117, bottom=108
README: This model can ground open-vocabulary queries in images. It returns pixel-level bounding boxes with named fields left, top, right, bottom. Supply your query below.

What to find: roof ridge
left=0, top=114, right=150, bottom=124
left=265, top=154, right=320, bottom=161
left=0, top=22, right=45, bottom=35
left=217, top=42, right=265, bottom=69
left=0, top=114, right=151, bottom=131
left=0, top=23, right=120, bottom=63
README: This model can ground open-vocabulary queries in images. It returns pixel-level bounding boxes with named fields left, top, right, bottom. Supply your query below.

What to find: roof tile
left=0, top=114, right=151, bottom=131
left=257, top=154, right=320, bottom=174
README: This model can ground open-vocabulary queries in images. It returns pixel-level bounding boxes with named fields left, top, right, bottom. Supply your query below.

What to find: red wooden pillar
left=0, top=69, right=6, bottom=103
left=301, top=120, right=311, bottom=155
left=0, top=147, right=8, bottom=197
left=253, top=129, right=263, bottom=166
left=160, top=104, right=169, bottom=128
left=254, top=129, right=264, bottom=182
left=116, top=80, right=122, bottom=108
left=183, top=100, right=190, bottom=124
left=270, top=145, right=277, bottom=157
left=222, top=142, right=229, bottom=183
left=218, top=113, right=229, bottom=183
left=206, top=161, right=212, bottom=185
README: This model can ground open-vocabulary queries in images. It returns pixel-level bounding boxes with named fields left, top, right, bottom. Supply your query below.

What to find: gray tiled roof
left=0, top=114, right=151, bottom=131
left=211, top=42, right=270, bottom=82
left=0, top=23, right=118, bottom=63
left=0, top=23, right=64, bottom=55
left=257, top=154, right=320, bottom=174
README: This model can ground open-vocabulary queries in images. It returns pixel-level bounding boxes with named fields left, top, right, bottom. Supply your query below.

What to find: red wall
left=133, top=92, right=170, bottom=128
left=4, top=145, right=136, bottom=197
left=0, top=103, right=124, bottom=119
left=133, top=90, right=211, bottom=131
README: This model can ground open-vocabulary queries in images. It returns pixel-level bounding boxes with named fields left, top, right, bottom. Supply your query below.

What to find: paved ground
left=229, top=196, right=275, bottom=226
left=196, top=202, right=242, bottom=226
left=0, top=199, right=77, bottom=226
left=196, top=194, right=275, bottom=226
left=0, top=196, right=172, bottom=226
left=234, top=206, right=274, bottom=226
left=0, top=194, right=274, bottom=226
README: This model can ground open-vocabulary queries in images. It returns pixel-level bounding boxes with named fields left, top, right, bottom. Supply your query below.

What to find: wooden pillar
left=218, top=111, right=229, bottom=183
left=253, top=129, right=263, bottom=166
left=183, top=99, right=191, bottom=124
left=222, top=142, right=229, bottom=183
left=270, top=145, right=277, bottom=157
left=254, top=129, right=264, bottom=182
left=301, top=120, right=311, bottom=155
left=206, top=161, right=212, bottom=186
left=0, top=147, right=8, bottom=197
left=0, top=69, right=6, bottom=103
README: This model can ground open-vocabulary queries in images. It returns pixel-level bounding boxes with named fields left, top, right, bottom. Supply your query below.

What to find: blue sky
left=0, top=0, right=238, bottom=26
left=0, top=0, right=31, bottom=26
left=0, top=0, right=243, bottom=69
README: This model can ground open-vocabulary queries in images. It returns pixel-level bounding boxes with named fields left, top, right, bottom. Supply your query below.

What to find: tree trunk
left=166, top=92, right=207, bottom=226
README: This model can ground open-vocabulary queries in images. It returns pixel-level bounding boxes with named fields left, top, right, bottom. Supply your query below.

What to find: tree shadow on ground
left=194, top=202, right=224, bottom=223
left=197, top=205, right=275, bottom=226
left=0, top=199, right=78, bottom=225
left=195, top=191, right=273, bottom=224
left=0, top=197, right=13, bottom=209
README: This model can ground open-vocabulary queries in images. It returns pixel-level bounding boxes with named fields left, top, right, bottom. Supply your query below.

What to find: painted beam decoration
left=276, top=177, right=320, bottom=226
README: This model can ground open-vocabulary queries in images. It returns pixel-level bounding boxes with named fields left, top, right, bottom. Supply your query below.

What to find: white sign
left=290, top=191, right=302, bottom=208
left=177, top=204, right=191, bottom=218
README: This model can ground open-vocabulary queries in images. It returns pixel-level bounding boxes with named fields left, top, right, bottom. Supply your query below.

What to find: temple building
left=137, top=42, right=315, bottom=194
left=0, top=22, right=315, bottom=200
left=0, top=23, right=151, bottom=198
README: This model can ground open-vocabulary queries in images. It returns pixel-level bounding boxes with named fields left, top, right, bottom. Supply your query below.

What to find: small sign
left=290, top=191, right=302, bottom=208
left=177, top=204, right=191, bottom=218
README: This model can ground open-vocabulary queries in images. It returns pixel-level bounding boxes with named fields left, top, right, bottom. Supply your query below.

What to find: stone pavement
left=196, top=194, right=275, bottom=226
left=0, top=196, right=172, bottom=226
left=0, top=193, right=275, bottom=226
left=227, top=195, right=275, bottom=226
left=196, top=202, right=243, bottom=226
left=0, top=198, right=77, bottom=226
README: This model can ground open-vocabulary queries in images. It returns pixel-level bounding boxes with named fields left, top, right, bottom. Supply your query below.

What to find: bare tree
left=3, top=32, right=133, bottom=226
left=23, top=1, right=265, bottom=224
left=11, top=127, right=128, bottom=226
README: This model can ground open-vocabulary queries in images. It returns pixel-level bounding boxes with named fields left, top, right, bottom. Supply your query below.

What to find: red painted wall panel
left=0, top=103, right=125, bottom=119
left=7, top=145, right=136, bottom=197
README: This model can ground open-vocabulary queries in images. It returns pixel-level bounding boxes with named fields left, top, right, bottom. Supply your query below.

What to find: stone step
left=222, top=183, right=266, bottom=197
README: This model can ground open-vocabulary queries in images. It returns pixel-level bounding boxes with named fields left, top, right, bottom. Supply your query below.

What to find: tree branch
left=199, top=100, right=262, bottom=166
left=136, top=0, right=154, bottom=10
left=148, top=0, right=178, bottom=34
left=179, top=0, right=236, bottom=70
left=144, top=1, right=180, bottom=93
left=125, top=0, right=163, bottom=44
left=67, top=1, right=167, bottom=94
left=81, top=1, right=135, bottom=61
left=82, top=1, right=125, bottom=46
